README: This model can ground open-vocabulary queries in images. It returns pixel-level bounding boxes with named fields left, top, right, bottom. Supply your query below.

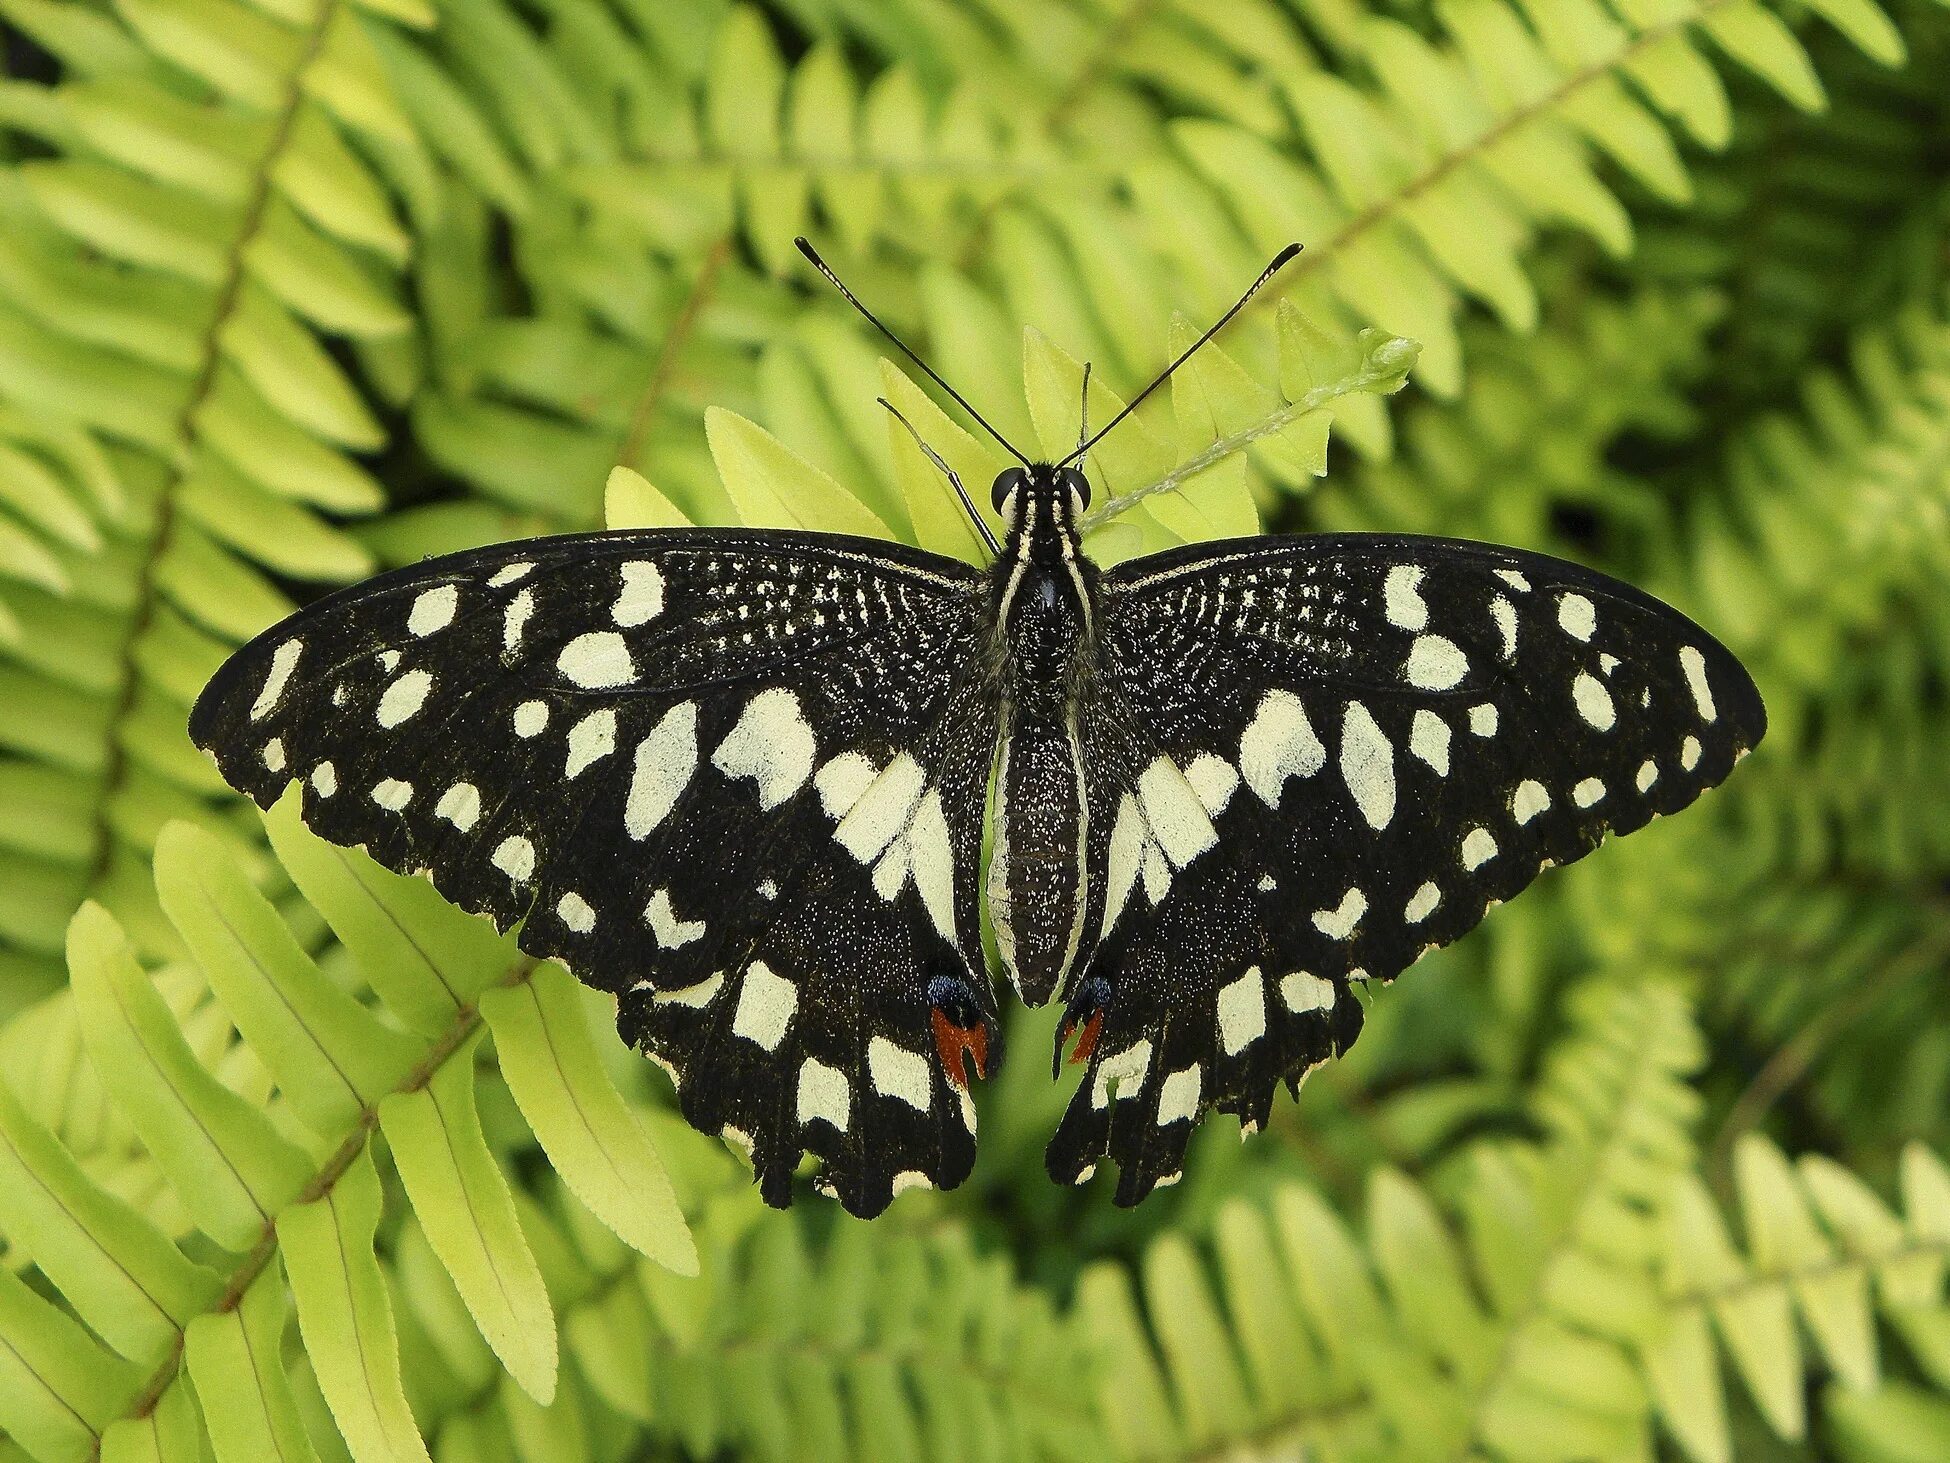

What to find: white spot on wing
left=1339, top=702, right=1395, bottom=830
left=377, top=670, right=432, bottom=728
left=645, top=889, right=705, bottom=948
left=1637, top=759, right=1658, bottom=792
left=1461, top=827, right=1497, bottom=869
left=262, top=738, right=285, bottom=771
left=653, top=970, right=723, bottom=1008
left=557, top=631, right=634, bottom=688
left=493, top=835, right=535, bottom=882
left=627, top=702, right=698, bottom=838
left=1469, top=704, right=1498, bottom=737
left=833, top=753, right=925, bottom=863
left=1216, top=969, right=1267, bottom=1055
left=1681, top=735, right=1701, bottom=771
left=814, top=752, right=878, bottom=820
left=868, top=1037, right=932, bottom=1112
left=732, top=962, right=796, bottom=1050
left=1156, top=1065, right=1202, bottom=1126
left=371, top=778, right=411, bottom=811
left=310, top=762, right=336, bottom=797
left=1513, top=780, right=1549, bottom=824
left=1240, top=690, right=1324, bottom=807
left=1281, top=971, right=1335, bottom=1013
left=1136, top=757, right=1217, bottom=867
left=1183, top=754, right=1239, bottom=816
left=556, top=893, right=595, bottom=933
left=1091, top=1039, right=1152, bottom=1109
left=906, top=788, right=957, bottom=941
left=1384, top=564, right=1427, bottom=630
left=503, top=589, right=534, bottom=653
left=1573, top=673, right=1615, bottom=730
left=565, top=709, right=618, bottom=779
left=1491, top=596, right=1517, bottom=658
left=436, top=783, right=480, bottom=830
left=513, top=701, right=548, bottom=737
left=1404, top=882, right=1440, bottom=923
left=1573, top=777, right=1605, bottom=808
left=1410, top=710, right=1450, bottom=776
left=1680, top=646, right=1717, bottom=723
left=797, top=1058, right=850, bottom=1132
left=1313, top=888, right=1366, bottom=940
left=712, top=688, right=815, bottom=810
left=250, top=640, right=302, bottom=720
left=1557, top=593, right=1596, bottom=641
left=1101, top=793, right=1146, bottom=938
left=612, top=562, right=665, bottom=627
left=409, top=586, right=458, bottom=636
left=1406, top=635, right=1468, bottom=690
left=1496, top=569, right=1531, bottom=591
left=489, top=562, right=533, bottom=588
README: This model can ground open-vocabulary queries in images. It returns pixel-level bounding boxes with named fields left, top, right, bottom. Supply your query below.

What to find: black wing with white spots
left=190, top=530, right=1000, bottom=1218
left=1047, top=534, right=1765, bottom=1203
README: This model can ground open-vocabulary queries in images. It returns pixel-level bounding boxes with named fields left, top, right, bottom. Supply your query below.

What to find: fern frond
left=0, top=0, right=426, bottom=982
left=0, top=801, right=694, bottom=1463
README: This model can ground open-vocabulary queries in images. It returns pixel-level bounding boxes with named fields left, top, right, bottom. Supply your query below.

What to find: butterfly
left=190, top=241, right=1765, bottom=1216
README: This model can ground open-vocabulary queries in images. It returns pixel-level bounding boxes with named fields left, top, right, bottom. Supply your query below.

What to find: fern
left=1076, top=981, right=1950, bottom=1462
left=0, top=802, right=694, bottom=1462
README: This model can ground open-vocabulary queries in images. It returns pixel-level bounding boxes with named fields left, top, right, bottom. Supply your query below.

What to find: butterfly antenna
left=1060, top=244, right=1303, bottom=467
left=877, top=397, right=1002, bottom=557
left=796, top=237, right=1031, bottom=470
left=1076, top=361, right=1092, bottom=459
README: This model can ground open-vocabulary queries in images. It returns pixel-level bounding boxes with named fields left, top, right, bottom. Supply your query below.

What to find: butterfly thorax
left=985, top=465, right=1100, bottom=1006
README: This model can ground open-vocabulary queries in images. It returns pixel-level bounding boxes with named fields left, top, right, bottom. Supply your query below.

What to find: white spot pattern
left=250, top=640, right=302, bottom=720
left=1156, top=1065, right=1202, bottom=1126
left=503, top=590, right=534, bottom=653
left=513, top=701, right=548, bottom=737
left=311, top=762, right=336, bottom=796
left=1405, top=882, right=1440, bottom=923
left=1469, top=704, right=1498, bottom=737
left=489, top=562, right=533, bottom=588
left=409, top=586, right=458, bottom=636
left=1240, top=690, right=1324, bottom=807
left=1461, top=827, right=1497, bottom=870
left=1636, top=759, right=1659, bottom=792
left=436, top=782, right=480, bottom=830
left=1281, top=971, right=1335, bottom=1013
left=1406, top=635, right=1468, bottom=690
left=732, top=962, right=796, bottom=1050
left=627, top=702, right=698, bottom=839
left=1557, top=593, right=1596, bottom=641
left=1680, top=646, right=1717, bottom=722
left=645, top=889, right=706, bottom=948
left=611, top=562, right=664, bottom=627
left=1339, top=702, right=1395, bottom=830
left=1491, top=596, right=1517, bottom=658
left=556, top=893, right=595, bottom=933
left=1091, top=1039, right=1152, bottom=1109
left=1383, top=565, right=1427, bottom=630
left=1573, top=777, right=1606, bottom=808
left=797, top=1059, right=850, bottom=1132
left=1513, top=780, right=1549, bottom=824
left=557, top=631, right=634, bottom=688
left=1573, top=672, right=1615, bottom=730
left=372, top=778, right=412, bottom=811
left=868, top=1037, right=932, bottom=1112
left=262, top=738, right=285, bottom=771
left=1410, top=710, right=1450, bottom=776
left=1216, top=969, right=1266, bottom=1055
left=493, top=835, right=535, bottom=882
left=377, top=670, right=432, bottom=728
left=1681, top=735, right=1701, bottom=771
left=712, top=689, right=815, bottom=810
left=565, top=709, right=618, bottom=778
left=1313, top=888, right=1366, bottom=940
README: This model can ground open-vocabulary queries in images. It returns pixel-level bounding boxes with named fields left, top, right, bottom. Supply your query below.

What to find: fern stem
left=618, top=233, right=733, bottom=476
left=79, top=0, right=342, bottom=895
left=1230, top=0, right=1744, bottom=336
left=88, top=955, right=539, bottom=1458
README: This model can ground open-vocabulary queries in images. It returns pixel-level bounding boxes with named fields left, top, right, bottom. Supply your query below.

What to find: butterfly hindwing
left=1048, top=535, right=1766, bottom=1202
left=190, top=530, right=999, bottom=1217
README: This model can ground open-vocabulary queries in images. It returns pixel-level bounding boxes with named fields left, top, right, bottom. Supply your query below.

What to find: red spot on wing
left=1063, top=1009, right=1104, bottom=1067
left=932, top=1008, right=990, bottom=1089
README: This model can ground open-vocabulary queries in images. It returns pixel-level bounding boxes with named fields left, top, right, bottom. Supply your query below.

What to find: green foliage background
left=1, top=0, right=1948, bottom=1458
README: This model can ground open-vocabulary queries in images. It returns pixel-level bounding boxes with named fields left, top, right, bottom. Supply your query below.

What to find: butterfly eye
left=990, top=470, right=1023, bottom=514
left=1062, top=467, right=1092, bottom=509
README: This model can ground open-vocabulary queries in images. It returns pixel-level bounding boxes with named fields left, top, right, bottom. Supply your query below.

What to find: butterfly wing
left=190, top=530, right=999, bottom=1217
left=1048, top=534, right=1765, bottom=1202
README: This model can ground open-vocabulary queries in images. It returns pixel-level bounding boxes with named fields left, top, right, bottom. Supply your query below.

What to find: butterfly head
left=990, top=464, right=1091, bottom=535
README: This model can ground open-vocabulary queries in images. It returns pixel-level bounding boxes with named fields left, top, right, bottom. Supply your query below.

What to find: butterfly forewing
left=190, top=530, right=999, bottom=1217
left=1047, top=535, right=1766, bottom=1203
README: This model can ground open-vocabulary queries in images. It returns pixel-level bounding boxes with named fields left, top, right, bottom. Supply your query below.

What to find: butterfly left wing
left=189, top=530, right=1001, bottom=1218
left=1048, top=534, right=1765, bottom=1203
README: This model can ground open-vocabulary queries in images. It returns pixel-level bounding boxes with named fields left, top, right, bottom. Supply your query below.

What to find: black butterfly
left=190, top=242, right=1764, bottom=1216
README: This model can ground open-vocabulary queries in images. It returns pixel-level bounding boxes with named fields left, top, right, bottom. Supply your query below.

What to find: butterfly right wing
left=189, top=530, right=1000, bottom=1217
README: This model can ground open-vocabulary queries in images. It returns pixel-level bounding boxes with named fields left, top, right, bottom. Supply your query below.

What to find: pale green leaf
left=379, top=1027, right=558, bottom=1402
left=68, top=901, right=311, bottom=1251
left=185, top=1264, right=320, bottom=1463
left=480, top=966, right=696, bottom=1277
left=704, top=406, right=891, bottom=538
left=280, top=1150, right=432, bottom=1463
